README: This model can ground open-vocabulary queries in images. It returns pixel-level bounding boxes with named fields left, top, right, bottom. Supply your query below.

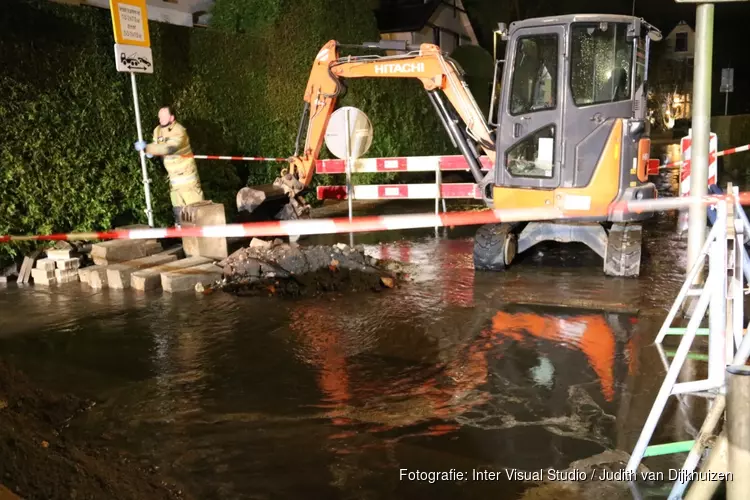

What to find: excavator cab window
left=570, top=22, right=634, bottom=106
left=509, top=35, right=558, bottom=116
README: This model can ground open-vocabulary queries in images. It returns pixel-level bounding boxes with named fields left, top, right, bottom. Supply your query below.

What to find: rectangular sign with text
left=721, top=68, right=734, bottom=93
left=109, top=0, right=150, bottom=48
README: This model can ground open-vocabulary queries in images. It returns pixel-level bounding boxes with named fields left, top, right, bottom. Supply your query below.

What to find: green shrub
left=0, top=0, right=464, bottom=264
left=450, top=44, right=495, bottom=118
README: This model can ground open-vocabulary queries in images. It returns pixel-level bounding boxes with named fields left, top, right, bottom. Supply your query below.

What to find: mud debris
left=519, top=450, right=651, bottom=500
left=218, top=240, right=404, bottom=297
left=0, top=359, right=187, bottom=500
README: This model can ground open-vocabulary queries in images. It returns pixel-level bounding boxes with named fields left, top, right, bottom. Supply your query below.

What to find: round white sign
left=324, top=106, right=374, bottom=160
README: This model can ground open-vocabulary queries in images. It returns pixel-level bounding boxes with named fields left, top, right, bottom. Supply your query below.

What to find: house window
left=675, top=32, right=688, bottom=53
left=440, top=30, right=457, bottom=54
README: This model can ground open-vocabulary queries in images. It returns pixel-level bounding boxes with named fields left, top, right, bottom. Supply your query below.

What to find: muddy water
left=0, top=208, right=714, bottom=499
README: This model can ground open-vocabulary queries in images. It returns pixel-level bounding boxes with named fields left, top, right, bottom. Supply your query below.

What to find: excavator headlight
left=648, top=29, right=663, bottom=42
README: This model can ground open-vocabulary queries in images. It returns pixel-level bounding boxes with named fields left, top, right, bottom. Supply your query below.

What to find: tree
left=646, top=46, right=692, bottom=130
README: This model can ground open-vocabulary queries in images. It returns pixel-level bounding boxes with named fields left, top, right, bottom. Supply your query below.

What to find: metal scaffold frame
left=626, top=185, right=750, bottom=498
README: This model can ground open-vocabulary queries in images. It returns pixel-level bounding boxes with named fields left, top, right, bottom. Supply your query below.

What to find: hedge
left=0, top=0, right=496, bottom=264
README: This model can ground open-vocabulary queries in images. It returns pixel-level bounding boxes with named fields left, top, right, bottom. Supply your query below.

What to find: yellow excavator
left=236, top=14, right=662, bottom=277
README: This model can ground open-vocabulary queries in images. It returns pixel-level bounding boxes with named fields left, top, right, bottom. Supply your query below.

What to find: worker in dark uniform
left=135, top=106, right=204, bottom=225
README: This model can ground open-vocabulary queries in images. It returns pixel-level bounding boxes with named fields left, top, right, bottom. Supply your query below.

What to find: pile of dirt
left=0, top=359, right=186, bottom=500
left=218, top=239, right=405, bottom=297
left=519, top=450, right=650, bottom=500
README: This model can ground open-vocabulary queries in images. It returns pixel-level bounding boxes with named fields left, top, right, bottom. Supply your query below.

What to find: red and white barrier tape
left=160, top=154, right=290, bottom=162
left=660, top=143, right=750, bottom=170
left=150, top=141, right=750, bottom=169
left=2, top=192, right=749, bottom=243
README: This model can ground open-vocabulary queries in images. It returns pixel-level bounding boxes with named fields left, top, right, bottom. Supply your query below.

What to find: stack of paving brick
left=31, top=247, right=80, bottom=286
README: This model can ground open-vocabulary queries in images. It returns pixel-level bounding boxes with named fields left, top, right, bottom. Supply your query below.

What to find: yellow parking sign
left=109, top=0, right=151, bottom=48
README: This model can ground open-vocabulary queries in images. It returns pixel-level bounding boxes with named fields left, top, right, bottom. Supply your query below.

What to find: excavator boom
left=291, top=40, right=496, bottom=190
left=237, top=39, right=497, bottom=224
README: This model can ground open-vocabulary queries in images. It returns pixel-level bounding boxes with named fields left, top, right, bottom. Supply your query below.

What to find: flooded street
left=0, top=206, right=717, bottom=499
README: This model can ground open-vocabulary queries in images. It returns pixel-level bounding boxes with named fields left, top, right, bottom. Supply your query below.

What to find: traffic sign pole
left=109, top=0, right=154, bottom=226
left=721, top=67, right=734, bottom=116
left=726, top=92, right=729, bottom=116
left=323, top=106, right=375, bottom=246
left=344, top=108, right=354, bottom=246
left=130, top=72, right=154, bottom=227
left=686, top=3, right=714, bottom=283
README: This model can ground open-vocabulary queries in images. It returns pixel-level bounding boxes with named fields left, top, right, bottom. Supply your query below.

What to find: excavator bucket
left=235, top=171, right=311, bottom=223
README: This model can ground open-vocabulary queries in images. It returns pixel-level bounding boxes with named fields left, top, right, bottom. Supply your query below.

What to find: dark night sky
left=463, top=0, right=750, bottom=113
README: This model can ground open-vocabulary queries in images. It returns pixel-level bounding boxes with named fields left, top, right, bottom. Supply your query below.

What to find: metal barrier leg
left=626, top=269, right=716, bottom=473
left=726, top=365, right=750, bottom=500
left=684, top=432, right=729, bottom=500
left=667, top=323, right=750, bottom=499
left=708, top=202, right=728, bottom=387
left=435, top=164, right=441, bottom=237
left=733, top=194, right=750, bottom=284
left=655, top=222, right=721, bottom=345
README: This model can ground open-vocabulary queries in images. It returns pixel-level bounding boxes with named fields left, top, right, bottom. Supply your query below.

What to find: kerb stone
left=131, top=256, right=212, bottom=291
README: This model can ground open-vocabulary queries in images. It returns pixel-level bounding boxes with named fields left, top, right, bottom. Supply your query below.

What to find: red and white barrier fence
left=317, top=183, right=480, bottom=201
left=679, top=132, right=718, bottom=196
left=315, top=155, right=492, bottom=174
left=3, top=192, right=749, bottom=244
left=314, top=154, right=490, bottom=204
left=658, top=143, right=750, bottom=170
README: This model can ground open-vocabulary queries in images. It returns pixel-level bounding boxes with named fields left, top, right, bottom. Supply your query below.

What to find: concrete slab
left=131, top=256, right=212, bottom=291
left=91, top=239, right=162, bottom=266
left=18, top=250, right=41, bottom=284
left=78, top=265, right=106, bottom=285
left=161, top=262, right=223, bottom=293
left=31, top=268, right=56, bottom=286
left=106, top=248, right=182, bottom=289
left=56, top=258, right=81, bottom=270
left=87, top=268, right=109, bottom=289
left=46, top=249, right=72, bottom=260
left=35, top=259, right=57, bottom=271
left=54, top=268, right=79, bottom=282
left=181, top=201, right=228, bottom=261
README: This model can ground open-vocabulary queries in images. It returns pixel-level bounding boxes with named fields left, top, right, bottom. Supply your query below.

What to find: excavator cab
left=473, top=15, right=662, bottom=277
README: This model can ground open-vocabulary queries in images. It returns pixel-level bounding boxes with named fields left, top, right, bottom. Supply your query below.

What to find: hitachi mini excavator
left=236, top=14, right=662, bottom=277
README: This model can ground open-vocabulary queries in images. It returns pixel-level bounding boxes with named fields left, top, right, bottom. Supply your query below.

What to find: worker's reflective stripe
left=164, top=157, right=195, bottom=171
left=170, top=174, right=198, bottom=186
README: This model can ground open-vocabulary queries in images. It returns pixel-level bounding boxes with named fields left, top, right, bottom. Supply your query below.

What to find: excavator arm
left=289, top=40, right=497, bottom=189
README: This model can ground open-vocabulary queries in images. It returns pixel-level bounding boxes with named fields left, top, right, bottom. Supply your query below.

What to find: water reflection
left=0, top=213, right=700, bottom=499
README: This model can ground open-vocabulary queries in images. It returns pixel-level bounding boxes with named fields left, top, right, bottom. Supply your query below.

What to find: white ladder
left=626, top=188, right=750, bottom=498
